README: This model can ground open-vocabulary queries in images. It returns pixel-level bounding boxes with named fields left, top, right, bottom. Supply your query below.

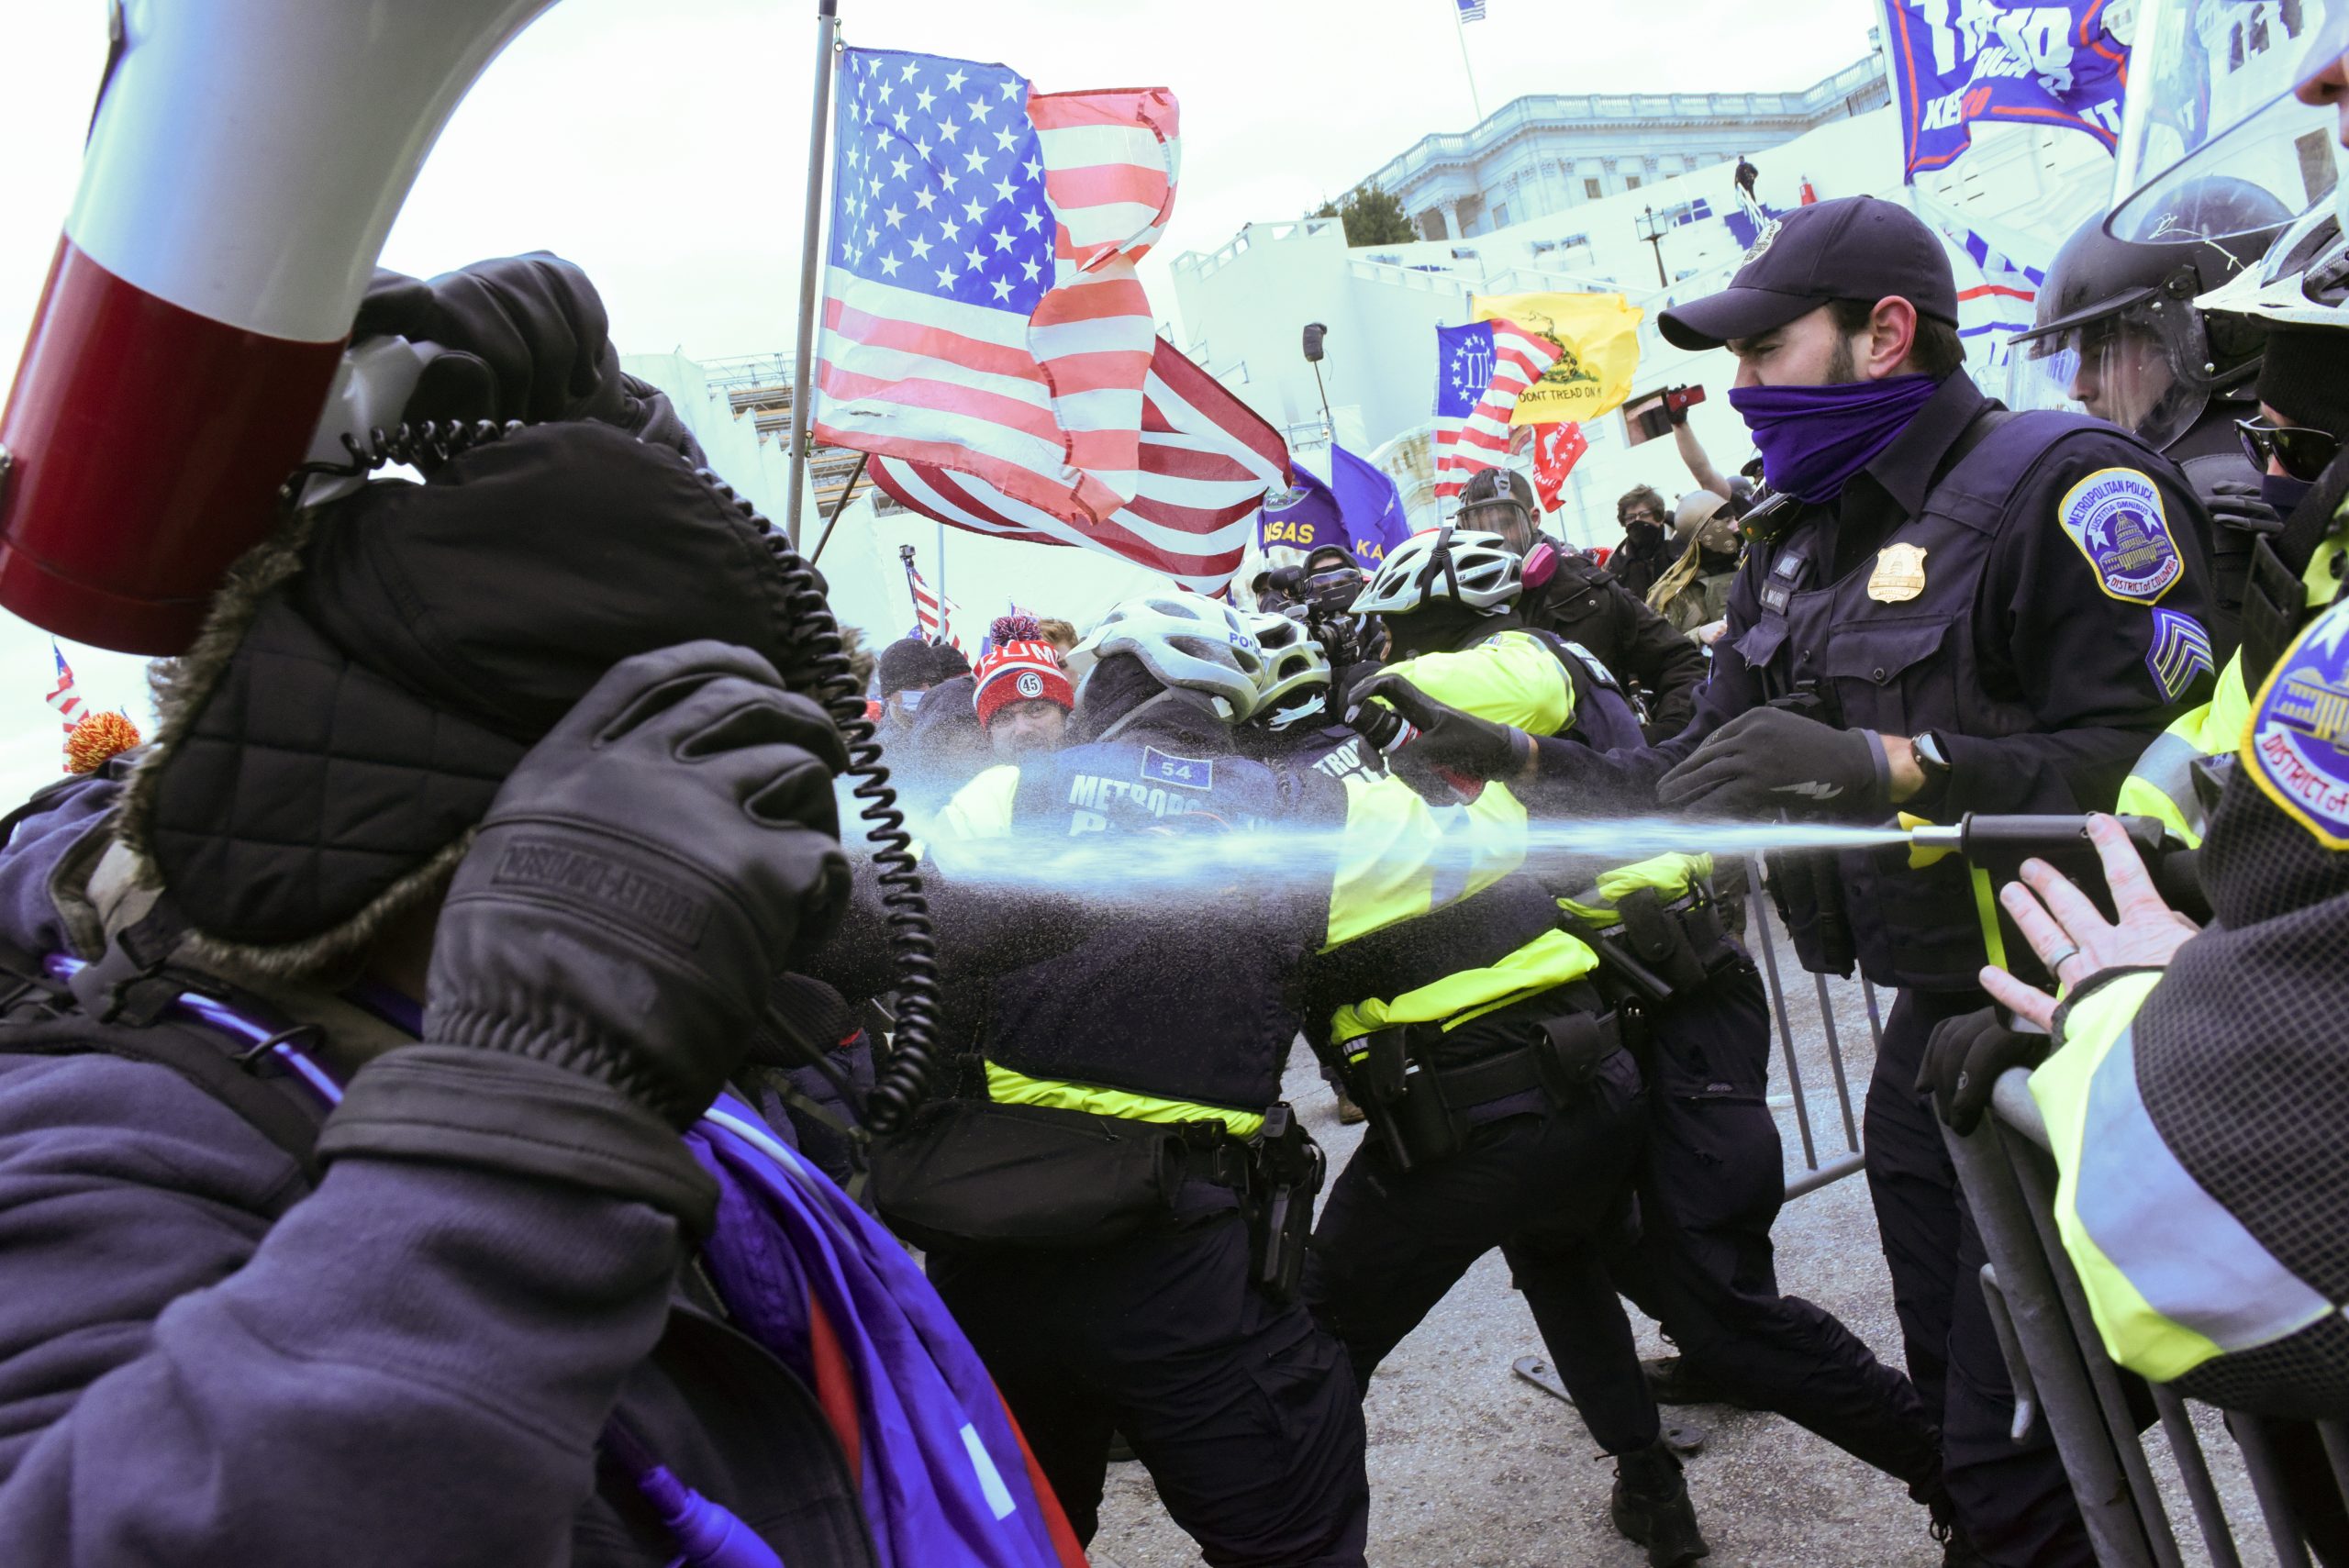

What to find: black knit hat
left=878, top=635, right=970, bottom=695
left=2256, top=326, right=2349, bottom=441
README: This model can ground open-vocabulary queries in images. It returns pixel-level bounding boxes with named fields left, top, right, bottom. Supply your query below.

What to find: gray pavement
left=1083, top=895, right=2281, bottom=1568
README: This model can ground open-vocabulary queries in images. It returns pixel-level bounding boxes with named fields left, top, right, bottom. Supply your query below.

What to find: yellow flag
left=1471, top=292, right=1644, bottom=426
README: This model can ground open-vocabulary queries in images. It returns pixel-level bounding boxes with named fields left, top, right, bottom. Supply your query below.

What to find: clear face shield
left=1456, top=496, right=1536, bottom=554
left=2004, top=296, right=2215, bottom=450
left=2110, top=0, right=2349, bottom=244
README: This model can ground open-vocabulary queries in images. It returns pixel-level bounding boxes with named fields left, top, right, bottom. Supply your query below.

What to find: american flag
left=812, top=49, right=1177, bottom=531
left=871, top=339, right=1288, bottom=596
left=1457, top=0, right=1488, bottom=20
left=1431, top=318, right=1560, bottom=501
left=904, top=562, right=963, bottom=651
left=45, top=645, right=83, bottom=738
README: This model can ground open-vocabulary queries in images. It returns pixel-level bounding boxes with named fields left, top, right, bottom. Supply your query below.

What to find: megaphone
left=0, top=0, right=558, bottom=655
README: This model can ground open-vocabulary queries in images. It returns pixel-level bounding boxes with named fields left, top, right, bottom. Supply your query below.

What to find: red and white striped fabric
left=1433, top=318, right=1560, bottom=502
left=907, top=566, right=963, bottom=652
left=812, top=50, right=1177, bottom=535
left=869, top=339, right=1289, bottom=598
left=46, top=645, right=83, bottom=738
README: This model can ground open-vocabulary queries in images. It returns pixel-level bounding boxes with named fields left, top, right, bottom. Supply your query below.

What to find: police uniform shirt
left=1631, top=373, right=2218, bottom=815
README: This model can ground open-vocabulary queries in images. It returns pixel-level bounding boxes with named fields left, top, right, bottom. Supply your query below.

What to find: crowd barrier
left=1950, top=1068, right=2349, bottom=1567
left=1742, top=855, right=1878, bottom=1199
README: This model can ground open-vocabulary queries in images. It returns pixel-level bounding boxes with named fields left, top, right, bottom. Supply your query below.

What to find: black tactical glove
left=1916, top=1008, right=2050, bottom=1135
left=425, top=641, right=852, bottom=1128
left=355, top=252, right=627, bottom=432
left=2204, top=481, right=2284, bottom=538
left=1656, top=705, right=1884, bottom=819
left=1343, top=671, right=1532, bottom=801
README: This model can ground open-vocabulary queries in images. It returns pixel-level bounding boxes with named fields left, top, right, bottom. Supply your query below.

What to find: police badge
left=2243, top=598, right=2349, bottom=850
left=2055, top=468, right=2184, bottom=605
left=1867, top=543, right=1928, bottom=603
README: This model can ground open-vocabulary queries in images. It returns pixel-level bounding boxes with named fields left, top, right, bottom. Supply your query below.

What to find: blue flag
left=1259, top=444, right=1412, bottom=570
left=1880, top=0, right=2125, bottom=181
left=1434, top=322, right=1496, bottom=422
left=1327, top=444, right=1412, bottom=569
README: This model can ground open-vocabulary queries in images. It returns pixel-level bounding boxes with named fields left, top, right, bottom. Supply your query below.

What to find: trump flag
left=1879, top=0, right=2127, bottom=180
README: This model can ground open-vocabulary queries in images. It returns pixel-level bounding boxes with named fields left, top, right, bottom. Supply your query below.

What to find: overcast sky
left=0, top=0, right=1876, bottom=801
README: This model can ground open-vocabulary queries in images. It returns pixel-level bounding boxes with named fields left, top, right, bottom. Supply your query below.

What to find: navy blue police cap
left=1658, top=195, right=1960, bottom=351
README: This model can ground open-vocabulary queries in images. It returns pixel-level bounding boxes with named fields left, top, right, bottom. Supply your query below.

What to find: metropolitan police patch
left=2056, top=468, right=2184, bottom=605
left=2145, top=608, right=2215, bottom=703
left=2243, top=598, right=2349, bottom=850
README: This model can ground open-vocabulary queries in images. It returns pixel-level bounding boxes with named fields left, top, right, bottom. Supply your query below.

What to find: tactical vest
left=1735, top=408, right=2121, bottom=988
left=2031, top=594, right=2349, bottom=1417
left=977, top=731, right=1307, bottom=1119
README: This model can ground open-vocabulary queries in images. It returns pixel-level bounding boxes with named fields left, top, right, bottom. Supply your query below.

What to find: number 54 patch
left=2057, top=468, right=2184, bottom=604
left=1141, top=746, right=1214, bottom=791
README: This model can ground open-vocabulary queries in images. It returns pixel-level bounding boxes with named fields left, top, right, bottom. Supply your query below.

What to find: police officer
left=2009, top=178, right=2292, bottom=651
left=905, top=593, right=1535, bottom=1568
left=1933, top=50, right=2349, bottom=1548
left=1343, top=531, right=1946, bottom=1543
left=1305, top=531, right=1711, bottom=1567
left=1341, top=195, right=2220, bottom=1567
left=2117, top=209, right=2349, bottom=847
left=1459, top=467, right=1709, bottom=739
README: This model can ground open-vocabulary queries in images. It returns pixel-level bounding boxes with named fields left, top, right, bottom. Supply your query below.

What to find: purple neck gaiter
left=1729, top=373, right=1943, bottom=504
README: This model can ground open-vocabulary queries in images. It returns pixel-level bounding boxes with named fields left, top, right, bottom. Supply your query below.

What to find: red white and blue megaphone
left=0, top=0, right=558, bottom=654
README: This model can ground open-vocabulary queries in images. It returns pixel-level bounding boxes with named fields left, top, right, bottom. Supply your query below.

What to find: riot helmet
left=2007, top=178, right=2290, bottom=449
left=2107, top=0, right=2349, bottom=245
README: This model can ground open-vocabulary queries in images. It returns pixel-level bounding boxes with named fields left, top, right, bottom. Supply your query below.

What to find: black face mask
left=1623, top=521, right=1665, bottom=552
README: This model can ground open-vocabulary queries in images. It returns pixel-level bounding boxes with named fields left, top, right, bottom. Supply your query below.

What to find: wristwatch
left=1912, top=729, right=1954, bottom=800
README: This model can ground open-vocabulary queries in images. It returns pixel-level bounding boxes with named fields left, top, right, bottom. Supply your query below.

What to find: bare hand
left=1978, top=814, right=2199, bottom=1030
left=1694, top=618, right=1729, bottom=648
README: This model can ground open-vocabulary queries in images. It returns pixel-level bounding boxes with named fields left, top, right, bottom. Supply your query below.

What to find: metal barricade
left=1950, top=1067, right=2349, bottom=1567
left=1744, top=855, right=1879, bottom=1198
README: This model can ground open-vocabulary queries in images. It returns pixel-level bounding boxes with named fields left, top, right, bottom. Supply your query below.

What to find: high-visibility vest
left=2117, top=518, right=2349, bottom=846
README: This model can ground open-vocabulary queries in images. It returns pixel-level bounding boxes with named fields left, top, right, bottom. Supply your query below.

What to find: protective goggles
left=2237, top=417, right=2344, bottom=482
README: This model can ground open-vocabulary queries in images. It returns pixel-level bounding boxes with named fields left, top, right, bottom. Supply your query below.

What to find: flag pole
left=784, top=0, right=841, bottom=550
left=808, top=450, right=869, bottom=566
left=899, top=542, right=923, bottom=632
left=1449, top=2, right=1484, bottom=125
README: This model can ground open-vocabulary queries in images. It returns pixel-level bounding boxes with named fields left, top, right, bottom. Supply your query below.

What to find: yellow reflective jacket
left=2117, top=519, right=2349, bottom=846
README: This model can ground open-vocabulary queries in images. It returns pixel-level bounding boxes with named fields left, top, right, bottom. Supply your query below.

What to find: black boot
left=1610, top=1440, right=1711, bottom=1566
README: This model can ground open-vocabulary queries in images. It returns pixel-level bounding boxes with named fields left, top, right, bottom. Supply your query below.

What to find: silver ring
left=2043, top=942, right=2081, bottom=973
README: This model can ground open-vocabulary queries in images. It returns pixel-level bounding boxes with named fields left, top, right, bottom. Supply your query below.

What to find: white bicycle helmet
left=1241, top=610, right=1333, bottom=731
left=1077, top=593, right=1266, bottom=718
left=1351, top=526, right=1522, bottom=617
left=2195, top=205, right=2349, bottom=330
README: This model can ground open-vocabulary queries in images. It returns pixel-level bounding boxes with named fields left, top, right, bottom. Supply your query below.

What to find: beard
left=1825, top=332, right=1862, bottom=384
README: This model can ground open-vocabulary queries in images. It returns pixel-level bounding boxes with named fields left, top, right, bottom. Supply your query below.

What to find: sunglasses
left=2237, top=418, right=2343, bottom=484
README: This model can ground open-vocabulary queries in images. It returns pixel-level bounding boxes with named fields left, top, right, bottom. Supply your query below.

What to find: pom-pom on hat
left=65, top=709, right=143, bottom=775
left=972, top=615, right=1074, bottom=728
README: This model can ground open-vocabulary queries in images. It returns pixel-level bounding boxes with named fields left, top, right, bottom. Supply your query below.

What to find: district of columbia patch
left=2242, top=597, right=2349, bottom=849
left=1140, top=745, right=1213, bottom=792
left=2055, top=467, right=2184, bottom=604
left=2145, top=607, right=2216, bottom=703
left=1867, top=543, right=1928, bottom=603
